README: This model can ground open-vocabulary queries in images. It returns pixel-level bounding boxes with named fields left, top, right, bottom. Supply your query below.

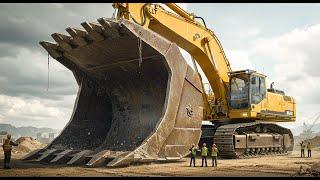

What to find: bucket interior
left=49, top=36, right=170, bottom=152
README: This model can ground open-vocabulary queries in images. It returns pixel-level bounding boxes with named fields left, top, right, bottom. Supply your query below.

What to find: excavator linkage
left=22, top=18, right=205, bottom=167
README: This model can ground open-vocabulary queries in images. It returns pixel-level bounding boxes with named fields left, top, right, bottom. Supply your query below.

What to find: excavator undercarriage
left=200, top=121, right=294, bottom=158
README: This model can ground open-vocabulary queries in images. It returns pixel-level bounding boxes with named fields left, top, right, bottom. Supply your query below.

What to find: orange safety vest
left=3, top=139, right=12, bottom=152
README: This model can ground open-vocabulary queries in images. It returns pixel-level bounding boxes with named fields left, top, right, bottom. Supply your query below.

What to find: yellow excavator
left=23, top=3, right=296, bottom=167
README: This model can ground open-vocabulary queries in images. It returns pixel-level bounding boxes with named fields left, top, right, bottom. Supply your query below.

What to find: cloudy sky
left=0, top=3, right=319, bottom=130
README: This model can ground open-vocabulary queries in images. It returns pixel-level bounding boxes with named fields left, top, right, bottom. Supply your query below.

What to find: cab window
left=250, top=76, right=266, bottom=104
left=230, top=75, right=250, bottom=109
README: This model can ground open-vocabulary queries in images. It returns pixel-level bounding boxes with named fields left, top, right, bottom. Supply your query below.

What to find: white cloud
left=0, top=42, right=77, bottom=129
left=226, top=49, right=253, bottom=71
left=228, top=23, right=320, bottom=127
left=66, top=11, right=78, bottom=17
left=247, top=28, right=260, bottom=37
left=7, top=16, right=27, bottom=24
left=50, top=3, right=64, bottom=9
left=249, top=23, right=320, bottom=91
left=0, top=94, right=74, bottom=129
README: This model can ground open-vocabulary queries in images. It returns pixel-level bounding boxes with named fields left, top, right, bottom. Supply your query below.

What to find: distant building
left=36, top=132, right=55, bottom=144
left=49, top=133, right=54, bottom=139
left=0, top=131, right=8, bottom=145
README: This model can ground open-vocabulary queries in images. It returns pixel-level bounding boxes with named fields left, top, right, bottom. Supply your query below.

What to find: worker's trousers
left=301, top=149, right=305, bottom=158
left=308, top=150, right=311, bottom=158
left=212, top=156, right=217, bottom=167
left=190, top=156, right=196, bottom=167
left=201, top=156, right=207, bottom=167
left=4, top=151, right=11, bottom=168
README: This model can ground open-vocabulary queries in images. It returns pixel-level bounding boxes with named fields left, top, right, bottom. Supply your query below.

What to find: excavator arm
left=113, top=3, right=232, bottom=118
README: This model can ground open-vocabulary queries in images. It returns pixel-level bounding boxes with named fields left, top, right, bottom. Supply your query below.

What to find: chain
left=191, top=57, right=199, bottom=74
left=138, top=37, right=142, bottom=68
left=112, top=7, right=118, bottom=19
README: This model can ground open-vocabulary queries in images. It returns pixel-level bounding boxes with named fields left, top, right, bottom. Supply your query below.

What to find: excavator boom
left=114, top=3, right=231, bottom=118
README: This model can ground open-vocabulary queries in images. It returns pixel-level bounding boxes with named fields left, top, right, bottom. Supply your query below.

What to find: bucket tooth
left=21, top=149, right=43, bottom=161
left=89, top=22, right=114, bottom=39
left=53, top=33, right=78, bottom=48
left=35, top=149, right=57, bottom=162
left=52, top=33, right=74, bottom=44
left=51, top=33, right=74, bottom=52
left=81, top=21, right=105, bottom=42
left=65, top=27, right=88, bottom=47
left=67, top=150, right=93, bottom=165
left=85, top=150, right=110, bottom=167
left=89, top=22, right=103, bottom=33
left=39, top=41, right=63, bottom=59
left=50, top=149, right=73, bottom=163
left=97, top=18, right=120, bottom=38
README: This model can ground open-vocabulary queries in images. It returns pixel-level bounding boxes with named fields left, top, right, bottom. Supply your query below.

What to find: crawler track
left=213, top=122, right=294, bottom=158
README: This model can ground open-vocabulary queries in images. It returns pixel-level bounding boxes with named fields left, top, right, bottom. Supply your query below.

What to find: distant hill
left=291, top=123, right=320, bottom=136
left=0, top=123, right=61, bottom=139
left=307, top=136, right=320, bottom=147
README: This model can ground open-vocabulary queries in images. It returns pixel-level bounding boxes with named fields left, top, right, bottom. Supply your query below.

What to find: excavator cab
left=228, top=69, right=266, bottom=111
left=228, top=69, right=295, bottom=121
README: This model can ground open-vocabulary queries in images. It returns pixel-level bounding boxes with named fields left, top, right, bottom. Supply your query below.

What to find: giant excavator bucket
left=22, top=18, right=204, bottom=167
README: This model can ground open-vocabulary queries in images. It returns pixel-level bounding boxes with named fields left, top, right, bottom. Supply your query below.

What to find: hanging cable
left=47, top=52, right=50, bottom=91
left=194, top=16, right=207, bottom=29
left=120, top=3, right=149, bottom=27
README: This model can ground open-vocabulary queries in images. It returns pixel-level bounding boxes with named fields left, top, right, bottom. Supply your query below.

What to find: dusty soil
left=0, top=150, right=319, bottom=177
left=14, top=137, right=47, bottom=153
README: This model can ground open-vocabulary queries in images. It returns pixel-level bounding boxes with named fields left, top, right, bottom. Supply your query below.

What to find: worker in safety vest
left=2, top=134, right=18, bottom=169
left=211, top=144, right=219, bottom=167
left=201, top=143, right=208, bottom=167
left=189, top=143, right=197, bottom=167
left=307, top=142, right=312, bottom=158
left=300, top=141, right=305, bottom=158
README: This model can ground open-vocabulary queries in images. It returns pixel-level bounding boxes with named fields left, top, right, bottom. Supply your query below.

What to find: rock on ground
left=310, top=162, right=320, bottom=177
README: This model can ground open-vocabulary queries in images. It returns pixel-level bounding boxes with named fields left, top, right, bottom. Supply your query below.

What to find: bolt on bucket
left=22, top=18, right=204, bottom=167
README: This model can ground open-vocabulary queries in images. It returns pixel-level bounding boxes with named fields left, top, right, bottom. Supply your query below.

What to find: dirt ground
left=0, top=150, right=319, bottom=177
